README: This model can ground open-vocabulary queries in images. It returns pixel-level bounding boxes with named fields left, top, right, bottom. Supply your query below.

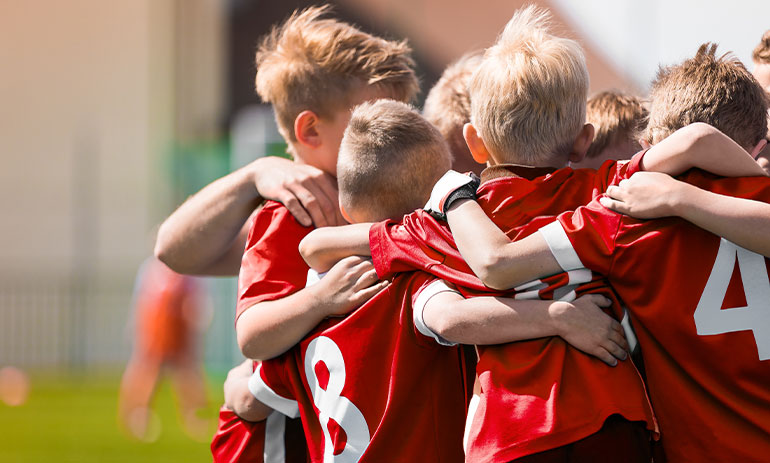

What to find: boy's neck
left=488, top=151, right=568, bottom=170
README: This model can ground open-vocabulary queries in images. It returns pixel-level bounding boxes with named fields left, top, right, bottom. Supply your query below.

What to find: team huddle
left=155, top=5, right=770, bottom=463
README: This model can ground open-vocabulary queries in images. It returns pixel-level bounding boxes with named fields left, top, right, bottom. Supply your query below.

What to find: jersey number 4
left=694, top=239, right=770, bottom=361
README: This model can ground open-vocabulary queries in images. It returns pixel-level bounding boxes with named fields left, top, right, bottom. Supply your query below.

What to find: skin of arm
left=223, top=360, right=273, bottom=422
left=600, top=172, right=770, bottom=257
left=236, top=256, right=388, bottom=360
left=446, top=199, right=562, bottom=290
left=423, top=292, right=628, bottom=366
left=640, top=122, right=768, bottom=177
left=155, top=157, right=340, bottom=276
left=298, top=223, right=373, bottom=272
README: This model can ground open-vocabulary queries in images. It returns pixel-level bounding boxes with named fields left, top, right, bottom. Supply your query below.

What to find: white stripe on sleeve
left=539, top=221, right=585, bottom=272
left=413, top=279, right=461, bottom=346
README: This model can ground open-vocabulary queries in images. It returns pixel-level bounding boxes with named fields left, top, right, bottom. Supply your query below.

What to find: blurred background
left=1, top=0, right=768, bottom=461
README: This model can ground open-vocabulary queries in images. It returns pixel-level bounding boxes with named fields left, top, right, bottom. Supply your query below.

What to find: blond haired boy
left=299, top=9, right=770, bottom=462
left=438, top=44, right=770, bottom=462
left=752, top=30, right=770, bottom=173
left=423, top=52, right=484, bottom=175
left=571, top=90, right=647, bottom=169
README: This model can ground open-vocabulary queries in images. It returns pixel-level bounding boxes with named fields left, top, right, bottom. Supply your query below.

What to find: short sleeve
left=541, top=200, right=622, bottom=277
left=248, top=359, right=300, bottom=419
left=236, top=201, right=313, bottom=320
left=411, top=278, right=462, bottom=346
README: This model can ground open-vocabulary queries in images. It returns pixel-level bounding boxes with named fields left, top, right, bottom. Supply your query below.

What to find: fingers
left=599, top=196, right=630, bottom=215
left=353, top=268, right=381, bottom=291
left=300, top=176, right=339, bottom=228
left=590, top=346, right=619, bottom=367
left=351, top=279, right=390, bottom=306
left=602, top=337, right=629, bottom=362
left=285, top=182, right=328, bottom=228
left=278, top=191, right=313, bottom=227
left=610, top=327, right=630, bottom=353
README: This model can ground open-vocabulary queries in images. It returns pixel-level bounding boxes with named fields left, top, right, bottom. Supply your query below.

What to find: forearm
left=156, top=166, right=261, bottom=275
left=447, top=199, right=561, bottom=289
left=299, top=224, right=373, bottom=272
left=642, top=123, right=767, bottom=177
left=223, top=374, right=272, bottom=422
left=426, top=295, right=564, bottom=345
left=236, top=286, right=330, bottom=360
left=672, top=185, right=770, bottom=257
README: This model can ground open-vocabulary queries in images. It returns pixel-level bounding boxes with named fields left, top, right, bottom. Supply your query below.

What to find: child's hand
left=311, top=256, right=390, bottom=317
left=252, top=156, right=343, bottom=227
left=550, top=294, right=628, bottom=366
left=599, top=172, right=689, bottom=219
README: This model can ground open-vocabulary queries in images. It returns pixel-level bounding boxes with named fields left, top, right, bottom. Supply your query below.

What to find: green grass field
left=0, top=371, right=225, bottom=463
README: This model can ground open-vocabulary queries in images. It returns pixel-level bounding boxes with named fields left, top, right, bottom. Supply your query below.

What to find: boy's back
left=370, top=158, right=656, bottom=461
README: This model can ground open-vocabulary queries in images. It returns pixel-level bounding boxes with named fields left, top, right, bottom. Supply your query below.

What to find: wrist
left=548, top=300, right=575, bottom=337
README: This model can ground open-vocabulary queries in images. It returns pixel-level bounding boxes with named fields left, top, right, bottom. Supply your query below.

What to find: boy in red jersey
left=207, top=6, right=418, bottom=460
left=298, top=10, right=768, bottom=463
left=570, top=90, right=648, bottom=169
left=439, top=45, right=770, bottom=462
left=249, top=99, right=621, bottom=462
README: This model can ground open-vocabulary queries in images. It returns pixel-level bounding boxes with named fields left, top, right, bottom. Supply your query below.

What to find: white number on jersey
left=304, top=336, right=370, bottom=462
left=694, top=238, right=770, bottom=361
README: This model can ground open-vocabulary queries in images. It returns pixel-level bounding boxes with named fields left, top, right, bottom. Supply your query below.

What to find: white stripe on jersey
left=264, top=412, right=286, bottom=463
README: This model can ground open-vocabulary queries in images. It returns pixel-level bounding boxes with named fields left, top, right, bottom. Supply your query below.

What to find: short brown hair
left=255, top=6, right=419, bottom=143
left=753, top=30, right=770, bottom=64
left=423, top=52, right=483, bottom=162
left=646, top=43, right=768, bottom=149
left=338, top=100, right=451, bottom=221
left=469, top=6, right=589, bottom=165
left=585, top=91, right=647, bottom=159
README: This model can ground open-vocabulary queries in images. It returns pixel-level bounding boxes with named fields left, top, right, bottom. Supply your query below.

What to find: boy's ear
left=639, top=138, right=652, bottom=150
left=750, top=139, right=768, bottom=159
left=568, top=123, right=594, bottom=163
left=294, top=110, right=322, bottom=148
left=339, top=203, right=354, bottom=224
left=463, top=123, right=491, bottom=164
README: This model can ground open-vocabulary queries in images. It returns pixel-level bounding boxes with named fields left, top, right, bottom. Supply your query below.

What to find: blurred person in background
left=570, top=90, right=648, bottom=169
left=118, top=256, right=211, bottom=441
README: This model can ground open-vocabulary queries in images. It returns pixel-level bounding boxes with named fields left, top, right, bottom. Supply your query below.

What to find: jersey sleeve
left=236, top=201, right=313, bottom=320
left=539, top=200, right=622, bottom=277
left=248, top=358, right=300, bottom=419
left=411, top=278, right=463, bottom=346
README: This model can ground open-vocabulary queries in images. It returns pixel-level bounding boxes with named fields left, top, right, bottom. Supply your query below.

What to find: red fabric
left=211, top=407, right=267, bottom=463
left=555, top=171, right=770, bottom=462
left=369, top=155, right=656, bottom=462
left=236, top=201, right=314, bottom=321
left=256, top=272, right=472, bottom=462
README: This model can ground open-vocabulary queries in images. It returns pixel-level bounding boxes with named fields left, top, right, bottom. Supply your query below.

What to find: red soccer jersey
left=237, top=201, right=314, bottom=321
left=248, top=272, right=473, bottom=463
left=369, top=159, right=656, bottom=462
left=211, top=406, right=307, bottom=463
left=543, top=170, right=770, bottom=462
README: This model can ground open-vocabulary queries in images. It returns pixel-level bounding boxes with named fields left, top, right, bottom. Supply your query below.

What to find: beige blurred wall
left=0, top=0, right=225, bottom=279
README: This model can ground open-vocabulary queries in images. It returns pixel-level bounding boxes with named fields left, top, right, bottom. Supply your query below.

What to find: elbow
left=298, top=234, right=319, bottom=268
left=426, top=309, right=465, bottom=344
left=153, top=222, right=190, bottom=273
left=686, top=122, right=720, bottom=149
left=472, top=253, right=513, bottom=291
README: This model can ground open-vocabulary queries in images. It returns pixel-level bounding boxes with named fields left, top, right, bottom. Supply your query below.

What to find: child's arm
left=422, top=291, right=628, bottom=366
left=640, top=122, right=768, bottom=177
left=600, top=171, right=770, bottom=257
left=446, top=199, right=562, bottom=290
left=155, top=157, right=340, bottom=276
left=237, top=256, right=389, bottom=360
left=298, top=224, right=373, bottom=272
left=223, top=360, right=273, bottom=422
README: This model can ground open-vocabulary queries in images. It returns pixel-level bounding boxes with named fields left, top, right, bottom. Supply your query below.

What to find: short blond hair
left=753, top=30, right=770, bottom=64
left=423, top=52, right=483, bottom=162
left=338, top=100, right=451, bottom=221
left=469, top=6, right=588, bottom=165
left=586, top=91, right=647, bottom=159
left=646, top=43, right=768, bottom=149
left=255, top=6, right=419, bottom=143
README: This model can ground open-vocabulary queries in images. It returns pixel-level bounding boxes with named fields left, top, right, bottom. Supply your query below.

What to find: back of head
left=469, top=5, right=588, bottom=165
left=423, top=52, right=483, bottom=169
left=338, top=100, right=451, bottom=222
left=585, top=90, right=647, bottom=159
left=646, top=43, right=768, bottom=150
left=255, top=5, right=419, bottom=142
left=753, top=30, right=770, bottom=65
